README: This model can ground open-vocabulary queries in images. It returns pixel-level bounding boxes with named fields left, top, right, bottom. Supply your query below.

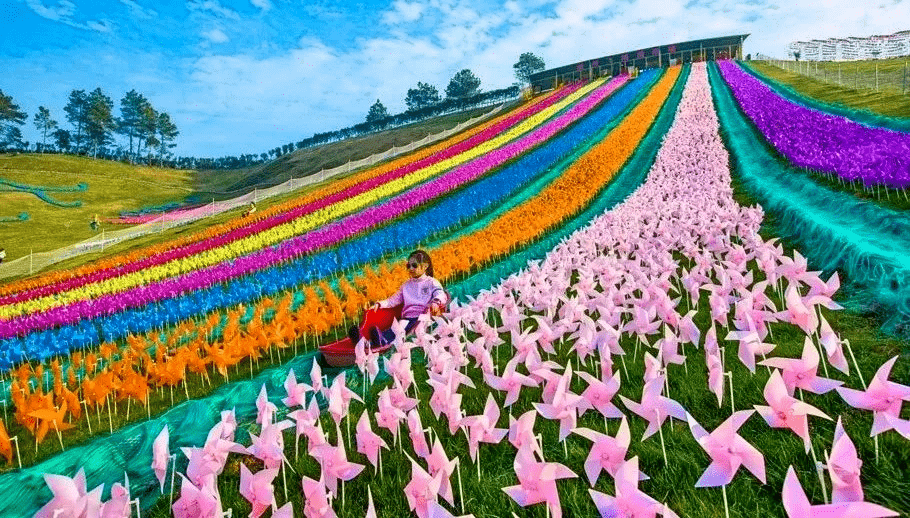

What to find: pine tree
left=33, top=106, right=58, bottom=151
left=365, top=99, right=389, bottom=123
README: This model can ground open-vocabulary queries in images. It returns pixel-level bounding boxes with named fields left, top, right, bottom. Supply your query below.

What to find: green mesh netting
left=708, top=61, right=910, bottom=337
left=740, top=62, right=910, bottom=133
left=0, top=67, right=685, bottom=517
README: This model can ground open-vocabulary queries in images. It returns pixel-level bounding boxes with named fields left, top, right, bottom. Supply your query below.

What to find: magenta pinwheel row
left=0, top=76, right=629, bottom=338
left=717, top=60, right=910, bottom=188
left=0, top=83, right=584, bottom=308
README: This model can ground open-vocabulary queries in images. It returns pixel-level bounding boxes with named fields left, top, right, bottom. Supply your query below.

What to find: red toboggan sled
left=318, top=305, right=401, bottom=367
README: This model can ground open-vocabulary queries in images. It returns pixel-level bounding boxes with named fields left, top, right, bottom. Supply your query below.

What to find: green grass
left=747, top=60, right=910, bottom=119
left=0, top=154, right=194, bottom=264
left=192, top=106, right=501, bottom=201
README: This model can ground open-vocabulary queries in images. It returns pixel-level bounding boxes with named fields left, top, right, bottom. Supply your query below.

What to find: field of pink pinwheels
left=2, top=61, right=909, bottom=518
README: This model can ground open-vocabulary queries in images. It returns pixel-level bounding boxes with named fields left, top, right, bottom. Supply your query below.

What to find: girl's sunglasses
left=406, top=261, right=421, bottom=269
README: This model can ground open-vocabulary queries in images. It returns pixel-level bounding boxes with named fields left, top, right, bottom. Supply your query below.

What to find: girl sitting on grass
left=347, top=249, right=447, bottom=348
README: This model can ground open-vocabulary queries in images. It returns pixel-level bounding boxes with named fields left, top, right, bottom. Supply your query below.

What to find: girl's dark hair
left=409, top=249, right=434, bottom=278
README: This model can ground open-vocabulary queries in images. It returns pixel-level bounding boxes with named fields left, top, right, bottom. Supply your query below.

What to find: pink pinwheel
left=759, top=337, right=843, bottom=395
left=619, top=377, right=686, bottom=440
left=425, top=439, right=459, bottom=505
left=184, top=433, right=248, bottom=488
left=239, top=464, right=278, bottom=518
left=404, top=458, right=443, bottom=518
left=508, top=409, right=540, bottom=456
left=510, top=327, right=542, bottom=363
left=484, top=356, right=537, bottom=407
left=837, top=356, right=910, bottom=436
left=462, top=393, right=508, bottom=461
left=576, top=370, right=623, bottom=418
left=152, top=424, right=170, bottom=492
left=569, top=314, right=599, bottom=362
left=375, top=388, right=407, bottom=439
left=365, top=486, right=377, bottom=518
left=289, top=396, right=321, bottom=442
left=678, top=309, right=701, bottom=348
left=305, top=361, right=325, bottom=397
left=385, top=352, right=415, bottom=392
left=208, top=409, right=237, bottom=442
left=355, top=339, right=380, bottom=383
left=388, top=379, right=419, bottom=413
left=805, top=271, right=843, bottom=310
left=100, top=478, right=130, bottom=518
left=407, top=409, right=431, bottom=459
left=686, top=410, right=767, bottom=487
left=777, top=284, right=819, bottom=336
left=643, top=351, right=664, bottom=384
left=706, top=351, right=725, bottom=406
left=589, top=457, right=678, bottom=518
left=502, top=446, right=577, bottom=518
left=427, top=501, right=476, bottom=518
left=782, top=466, right=898, bottom=518
left=531, top=315, right=561, bottom=354
left=172, top=475, right=223, bottom=518
left=704, top=322, right=719, bottom=356
left=623, top=305, right=661, bottom=343
left=282, top=368, right=309, bottom=408
left=256, top=384, right=277, bottom=426
left=725, top=318, right=776, bottom=373
left=755, top=370, right=831, bottom=452
left=272, top=502, right=294, bottom=518
left=311, top=434, right=365, bottom=496
left=572, top=417, right=645, bottom=486
left=35, top=468, right=104, bottom=518
left=248, top=419, right=293, bottom=470
left=355, top=410, right=388, bottom=468
left=818, top=314, right=849, bottom=374
left=327, top=371, right=363, bottom=426
left=533, top=364, right=585, bottom=441
left=301, top=476, right=337, bottom=518
left=827, top=417, right=864, bottom=504
left=657, top=325, right=686, bottom=367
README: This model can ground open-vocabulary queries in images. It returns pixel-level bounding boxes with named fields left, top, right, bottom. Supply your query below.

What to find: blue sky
left=3, top=0, right=907, bottom=158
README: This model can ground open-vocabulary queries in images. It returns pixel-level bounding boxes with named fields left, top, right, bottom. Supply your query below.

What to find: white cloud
left=188, top=0, right=241, bottom=20
left=382, top=0, right=427, bottom=25
left=25, top=0, right=76, bottom=21
left=251, top=0, right=273, bottom=11
left=24, top=0, right=115, bottom=32
left=202, top=27, right=230, bottom=43
left=118, top=0, right=157, bottom=19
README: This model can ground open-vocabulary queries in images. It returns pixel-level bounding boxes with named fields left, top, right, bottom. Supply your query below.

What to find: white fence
left=755, top=55, right=910, bottom=96
left=0, top=102, right=509, bottom=281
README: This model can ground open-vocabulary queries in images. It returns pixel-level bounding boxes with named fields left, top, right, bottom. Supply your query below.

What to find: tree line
left=0, top=53, right=547, bottom=171
left=0, top=88, right=178, bottom=164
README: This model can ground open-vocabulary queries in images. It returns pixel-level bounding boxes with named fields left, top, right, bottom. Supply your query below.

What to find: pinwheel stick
left=131, top=498, right=141, bottom=518
left=843, top=340, right=867, bottom=389
left=169, top=454, right=177, bottom=505
left=658, top=423, right=669, bottom=467
left=809, top=442, right=828, bottom=504
left=456, top=458, right=465, bottom=513
left=10, top=436, right=21, bottom=469
left=81, top=400, right=92, bottom=435
left=1, top=400, right=6, bottom=423
left=722, top=484, right=730, bottom=518
left=725, top=372, right=735, bottom=412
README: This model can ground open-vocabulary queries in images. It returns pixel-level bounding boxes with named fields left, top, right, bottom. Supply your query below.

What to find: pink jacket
left=378, top=275, right=447, bottom=318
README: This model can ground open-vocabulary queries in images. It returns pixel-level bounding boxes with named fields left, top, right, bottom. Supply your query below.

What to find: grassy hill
left=192, top=106, right=500, bottom=201
left=748, top=58, right=910, bottom=118
left=0, top=153, right=194, bottom=263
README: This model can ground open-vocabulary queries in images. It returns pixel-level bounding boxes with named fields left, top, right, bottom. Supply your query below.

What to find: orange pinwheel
left=28, top=401, right=73, bottom=444
left=0, top=418, right=12, bottom=465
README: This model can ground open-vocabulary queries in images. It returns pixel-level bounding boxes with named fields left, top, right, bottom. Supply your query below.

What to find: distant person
left=0, top=248, right=5, bottom=265
left=90, top=214, right=100, bottom=231
left=244, top=202, right=257, bottom=217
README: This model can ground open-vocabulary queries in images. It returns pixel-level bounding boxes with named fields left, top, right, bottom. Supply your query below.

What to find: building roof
left=528, top=34, right=750, bottom=82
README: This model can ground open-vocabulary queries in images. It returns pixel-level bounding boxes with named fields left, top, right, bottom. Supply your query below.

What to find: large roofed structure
left=528, top=34, right=749, bottom=92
